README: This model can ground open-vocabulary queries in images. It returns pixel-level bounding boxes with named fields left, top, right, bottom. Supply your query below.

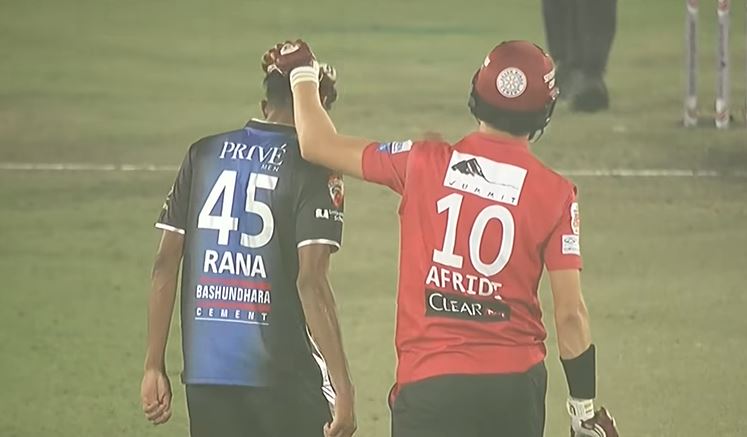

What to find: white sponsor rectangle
left=390, top=140, right=413, bottom=154
left=443, top=152, right=527, bottom=205
left=561, top=234, right=581, bottom=255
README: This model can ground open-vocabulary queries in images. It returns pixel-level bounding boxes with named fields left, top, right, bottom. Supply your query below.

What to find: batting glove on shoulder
left=568, top=398, right=619, bottom=437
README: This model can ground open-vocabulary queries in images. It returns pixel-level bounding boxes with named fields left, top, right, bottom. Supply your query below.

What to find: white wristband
left=567, top=397, right=595, bottom=421
left=290, top=64, right=320, bottom=90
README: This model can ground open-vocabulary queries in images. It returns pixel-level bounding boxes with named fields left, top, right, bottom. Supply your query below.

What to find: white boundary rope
left=0, top=163, right=179, bottom=172
left=0, top=162, right=745, bottom=177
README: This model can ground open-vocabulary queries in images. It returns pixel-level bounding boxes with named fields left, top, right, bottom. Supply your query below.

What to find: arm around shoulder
left=292, top=80, right=374, bottom=179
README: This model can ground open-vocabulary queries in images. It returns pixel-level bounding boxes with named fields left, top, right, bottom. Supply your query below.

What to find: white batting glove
left=568, top=398, right=619, bottom=437
left=568, top=398, right=596, bottom=436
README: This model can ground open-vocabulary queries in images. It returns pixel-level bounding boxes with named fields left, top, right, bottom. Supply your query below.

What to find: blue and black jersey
left=156, top=119, right=344, bottom=390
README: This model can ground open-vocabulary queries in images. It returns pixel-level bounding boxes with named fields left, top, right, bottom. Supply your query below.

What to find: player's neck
left=477, top=122, right=530, bottom=142
left=263, top=108, right=295, bottom=127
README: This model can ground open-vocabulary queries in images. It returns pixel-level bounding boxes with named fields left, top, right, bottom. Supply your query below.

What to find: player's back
left=157, top=119, right=343, bottom=389
left=393, top=132, right=580, bottom=384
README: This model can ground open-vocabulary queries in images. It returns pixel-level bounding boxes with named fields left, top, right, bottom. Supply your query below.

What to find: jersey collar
left=456, top=132, right=529, bottom=157
left=245, top=118, right=297, bottom=135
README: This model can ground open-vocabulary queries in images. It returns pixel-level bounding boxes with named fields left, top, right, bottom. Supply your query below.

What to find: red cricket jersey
left=361, top=132, right=582, bottom=385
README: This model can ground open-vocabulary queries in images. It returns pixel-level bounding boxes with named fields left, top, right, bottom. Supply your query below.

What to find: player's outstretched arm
left=265, top=40, right=375, bottom=179
left=292, top=80, right=373, bottom=179
left=141, top=230, right=183, bottom=426
left=297, top=244, right=357, bottom=437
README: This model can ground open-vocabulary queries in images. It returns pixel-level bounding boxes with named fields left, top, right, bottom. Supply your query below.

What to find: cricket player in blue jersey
left=140, top=59, right=356, bottom=437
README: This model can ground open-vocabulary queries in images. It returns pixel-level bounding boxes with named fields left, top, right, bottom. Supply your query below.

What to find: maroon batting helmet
left=468, top=41, right=559, bottom=139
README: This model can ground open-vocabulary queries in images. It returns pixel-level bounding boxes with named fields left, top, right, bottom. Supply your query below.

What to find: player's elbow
left=554, top=303, right=592, bottom=358
left=296, top=272, right=330, bottom=300
left=298, top=136, right=325, bottom=164
left=298, top=129, right=340, bottom=165
left=554, top=301, right=590, bottom=331
left=298, top=141, right=315, bottom=162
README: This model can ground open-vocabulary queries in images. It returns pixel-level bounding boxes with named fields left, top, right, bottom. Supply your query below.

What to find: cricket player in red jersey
left=265, top=40, right=620, bottom=437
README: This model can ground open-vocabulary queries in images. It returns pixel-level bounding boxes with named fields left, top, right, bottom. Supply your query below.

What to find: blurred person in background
left=542, top=0, right=617, bottom=112
left=140, top=59, right=356, bottom=437
left=265, top=40, right=620, bottom=437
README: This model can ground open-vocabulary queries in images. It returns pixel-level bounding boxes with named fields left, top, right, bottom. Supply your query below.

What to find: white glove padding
left=568, top=398, right=619, bottom=437
left=568, top=398, right=596, bottom=436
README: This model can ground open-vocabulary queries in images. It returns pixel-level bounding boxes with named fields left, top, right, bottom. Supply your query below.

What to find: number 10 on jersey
left=433, top=193, right=515, bottom=277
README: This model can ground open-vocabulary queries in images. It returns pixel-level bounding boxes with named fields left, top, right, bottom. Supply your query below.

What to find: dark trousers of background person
left=542, top=0, right=617, bottom=111
left=390, top=362, right=548, bottom=437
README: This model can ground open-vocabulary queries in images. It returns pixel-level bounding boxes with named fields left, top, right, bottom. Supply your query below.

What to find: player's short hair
left=263, top=71, right=293, bottom=110
left=469, top=91, right=555, bottom=137
left=262, top=69, right=337, bottom=111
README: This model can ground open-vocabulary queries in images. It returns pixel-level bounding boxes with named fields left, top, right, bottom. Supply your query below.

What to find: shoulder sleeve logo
left=377, top=140, right=414, bottom=154
left=328, top=174, right=344, bottom=209
left=570, top=202, right=580, bottom=235
left=390, top=140, right=413, bottom=154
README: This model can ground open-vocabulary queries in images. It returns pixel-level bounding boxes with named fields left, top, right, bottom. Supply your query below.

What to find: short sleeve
left=543, top=188, right=583, bottom=271
left=361, top=140, right=415, bottom=194
left=296, top=167, right=345, bottom=252
left=155, top=151, right=192, bottom=234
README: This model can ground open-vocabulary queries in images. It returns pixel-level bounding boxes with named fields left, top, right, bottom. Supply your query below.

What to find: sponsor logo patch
left=496, top=67, right=527, bottom=98
left=390, top=140, right=413, bottom=154
left=444, top=152, right=527, bottom=205
left=570, top=202, right=580, bottom=235
left=218, top=141, right=286, bottom=172
left=561, top=234, right=580, bottom=255
left=425, top=290, right=511, bottom=322
left=328, top=174, right=344, bottom=209
left=377, top=140, right=413, bottom=154
left=315, top=208, right=344, bottom=222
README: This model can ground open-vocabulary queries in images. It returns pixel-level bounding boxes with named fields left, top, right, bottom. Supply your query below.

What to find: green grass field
left=1, top=0, right=746, bottom=436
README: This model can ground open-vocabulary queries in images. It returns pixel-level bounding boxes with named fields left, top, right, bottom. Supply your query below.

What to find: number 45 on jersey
left=198, top=170, right=278, bottom=248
